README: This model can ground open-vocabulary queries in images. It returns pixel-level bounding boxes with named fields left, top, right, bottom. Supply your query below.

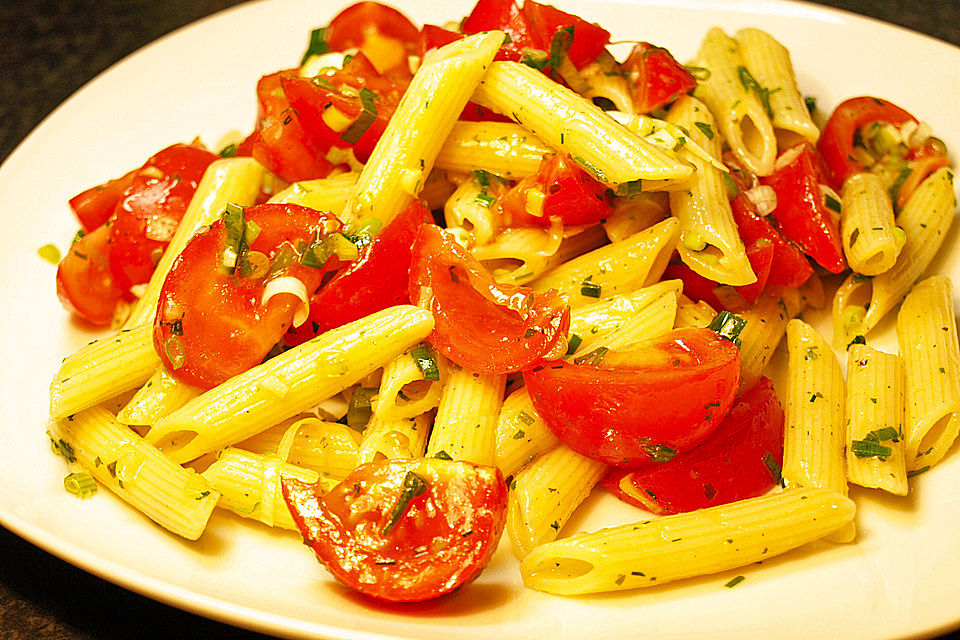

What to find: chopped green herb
left=580, top=280, right=602, bottom=298
left=851, top=440, right=892, bottom=459
left=685, top=65, right=711, bottom=81
left=708, top=311, right=747, bottom=348
left=218, top=143, right=238, bottom=158
left=694, top=122, right=714, bottom=140
left=724, top=575, right=745, bottom=588
left=572, top=156, right=606, bottom=181
left=300, top=27, right=329, bottom=65
left=382, top=471, right=429, bottom=536
left=565, top=333, right=583, bottom=355
left=907, top=465, right=930, bottom=478
left=847, top=335, right=866, bottom=349
left=346, top=388, right=373, bottom=430
left=38, top=244, right=61, bottom=264
left=475, top=192, right=497, bottom=208
left=639, top=440, right=677, bottom=463
left=518, top=411, right=535, bottom=426
left=340, top=87, right=379, bottom=145
left=573, top=347, right=608, bottom=367
left=824, top=194, right=842, bottom=213
left=520, top=49, right=550, bottom=71
left=50, top=437, right=77, bottom=463
left=762, top=451, right=782, bottom=484
left=616, top=180, right=644, bottom=196
left=411, top=342, right=441, bottom=381
left=804, top=95, right=817, bottom=113
left=434, top=450, right=453, bottom=460
left=513, top=430, right=526, bottom=440
left=64, top=473, right=98, bottom=499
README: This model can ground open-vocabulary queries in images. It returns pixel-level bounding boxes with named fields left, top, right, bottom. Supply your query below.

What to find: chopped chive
left=850, top=440, right=892, bottom=459
left=804, top=95, right=817, bottom=113
left=694, top=122, right=714, bottom=140
left=616, top=180, right=644, bottom=196
left=411, top=343, right=440, bottom=381
left=218, top=142, right=238, bottom=158
left=346, top=388, right=373, bottom=430
left=164, top=335, right=186, bottom=370
left=518, top=411, right=535, bottom=426
left=339, top=87, right=378, bottom=145
left=724, top=575, right=745, bottom=588
left=640, top=442, right=677, bottom=463
left=565, top=333, right=583, bottom=355
left=512, top=430, right=526, bottom=440
left=685, top=65, right=711, bottom=81
left=434, top=450, right=453, bottom=460
left=64, top=472, right=98, bottom=499
left=381, top=471, right=429, bottom=536
left=49, top=437, right=77, bottom=463
left=300, top=26, right=329, bottom=65
left=907, top=465, right=930, bottom=478
left=475, top=192, right=497, bottom=208
left=762, top=451, right=782, bottom=484
left=708, top=311, right=747, bottom=348
left=580, top=280, right=602, bottom=298
left=573, top=347, right=608, bottom=367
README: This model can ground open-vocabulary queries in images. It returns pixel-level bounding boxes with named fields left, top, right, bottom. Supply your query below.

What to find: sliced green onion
left=339, top=87, right=378, bottom=145
left=347, top=216, right=384, bottom=248
left=565, top=333, right=583, bottom=355
left=907, top=465, right=930, bottom=478
left=267, top=245, right=297, bottom=275
left=520, top=48, right=550, bottom=71
left=164, top=335, right=186, bottom=370
left=804, top=95, right=817, bottom=113
left=49, top=436, right=77, bottom=463
left=381, top=471, right=429, bottom=536
left=221, top=203, right=247, bottom=272
left=762, top=451, right=782, bottom=484
left=434, top=450, right=453, bottom=460
left=518, top=411, right=535, bottom=426
left=640, top=441, right=677, bottom=463
left=475, top=192, right=497, bottom=208
left=38, top=244, right=61, bottom=264
left=708, top=311, right=747, bottom=348
left=580, top=280, right=602, bottom=298
left=300, top=26, right=329, bottom=65
left=547, top=26, right=574, bottom=71
left=824, top=193, right=842, bottom=213
left=694, top=121, right=714, bottom=140
left=411, top=343, right=440, bottom=381
left=346, top=388, right=373, bottom=430
left=685, top=65, right=711, bottom=81
left=616, top=180, right=644, bottom=197
left=64, top=472, right=98, bottom=499
left=218, top=143, right=238, bottom=158
left=724, top=575, right=745, bottom=588
left=573, top=346, right=608, bottom=367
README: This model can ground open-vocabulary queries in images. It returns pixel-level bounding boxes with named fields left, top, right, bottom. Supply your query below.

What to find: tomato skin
left=498, top=153, right=612, bottom=227
left=108, top=143, right=218, bottom=291
left=68, top=169, right=136, bottom=232
left=154, top=203, right=340, bottom=389
left=817, top=96, right=917, bottom=190
left=56, top=224, right=125, bottom=326
left=524, top=328, right=740, bottom=467
left=416, top=24, right=462, bottom=58
left=252, top=71, right=333, bottom=183
left=286, top=200, right=433, bottom=346
left=622, top=43, right=697, bottom=114
left=601, top=377, right=784, bottom=515
left=326, top=2, right=419, bottom=52
left=461, top=0, right=539, bottom=63
left=281, top=458, right=508, bottom=602
left=409, top=224, right=570, bottom=374
left=521, top=1, right=610, bottom=69
left=761, top=142, right=846, bottom=274
left=730, top=193, right=813, bottom=289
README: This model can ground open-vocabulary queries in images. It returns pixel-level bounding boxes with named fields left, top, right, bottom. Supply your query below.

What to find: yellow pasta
left=117, top=366, right=201, bottom=425
left=374, top=345, right=446, bottom=423
left=435, top=121, right=550, bottom=179
left=235, top=417, right=361, bottom=480
left=602, top=192, right=669, bottom=243
left=495, top=388, right=558, bottom=478
left=840, top=173, right=904, bottom=276
left=426, top=365, right=506, bottom=466
left=358, top=413, right=431, bottom=464
left=737, top=295, right=791, bottom=392
left=472, top=220, right=565, bottom=285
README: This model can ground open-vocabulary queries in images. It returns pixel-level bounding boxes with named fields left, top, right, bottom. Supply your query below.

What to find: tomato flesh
left=524, top=328, right=741, bottom=467
left=498, top=153, right=612, bottom=227
left=621, top=43, right=697, bottom=114
left=601, top=376, right=784, bottom=514
left=68, top=169, right=136, bottom=233
left=154, top=203, right=340, bottom=388
left=56, top=225, right=125, bottom=326
left=409, top=224, right=570, bottom=374
left=282, top=458, right=508, bottom=602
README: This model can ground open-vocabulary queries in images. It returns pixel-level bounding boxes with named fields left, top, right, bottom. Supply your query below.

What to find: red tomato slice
left=661, top=237, right=773, bottom=312
left=524, top=327, right=740, bottom=467
left=108, top=143, right=218, bottom=291
left=461, top=0, right=540, bottom=62
left=733, top=238, right=774, bottom=305
left=154, top=203, right=341, bottom=389
left=326, top=2, right=420, bottom=53
left=761, top=142, right=846, bottom=274
left=621, top=42, right=697, bottom=114
left=416, top=24, right=462, bottom=58
left=252, top=71, right=333, bottom=183
left=56, top=224, right=126, bottom=326
left=408, top=224, right=570, bottom=374
left=897, top=141, right=950, bottom=209
left=68, top=169, right=136, bottom=233
left=601, top=376, right=784, bottom=515
left=286, top=200, right=433, bottom=346
left=521, top=1, right=610, bottom=69
left=818, top=96, right=917, bottom=190
left=730, top=193, right=813, bottom=289
left=498, top=153, right=612, bottom=227
left=281, top=458, right=508, bottom=602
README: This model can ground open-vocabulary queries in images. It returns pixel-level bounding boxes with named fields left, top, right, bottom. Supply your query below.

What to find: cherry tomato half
left=56, top=224, right=125, bottom=326
left=326, top=2, right=420, bottom=53
left=524, top=327, right=741, bottom=467
left=282, top=458, right=508, bottom=602
left=154, top=203, right=340, bottom=388
left=621, top=42, right=697, bottom=114
left=498, top=153, right=612, bottom=227
left=409, top=224, right=570, bottom=374
left=68, top=169, right=136, bottom=233
left=602, top=376, right=784, bottom=514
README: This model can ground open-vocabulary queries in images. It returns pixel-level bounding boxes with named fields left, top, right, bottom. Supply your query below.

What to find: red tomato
left=408, top=224, right=570, bottom=374
left=731, top=238, right=773, bottom=306
left=68, top=169, right=136, bottom=232
left=761, top=142, right=846, bottom=274
left=416, top=24, right=462, bottom=58
left=730, top=193, right=813, bottom=289
left=286, top=200, right=433, bottom=346
left=601, top=376, right=784, bottom=514
left=108, top=143, right=218, bottom=291
left=252, top=71, right=333, bottom=183
left=897, top=140, right=950, bottom=209
left=524, top=327, right=741, bottom=467
left=281, top=458, right=508, bottom=602
left=818, top=96, right=917, bottom=190
left=326, top=2, right=419, bottom=52
left=521, top=1, right=610, bottom=69
left=154, top=203, right=341, bottom=389
left=621, top=43, right=697, bottom=114
left=56, top=224, right=125, bottom=326
left=498, top=153, right=612, bottom=227
left=461, top=0, right=539, bottom=62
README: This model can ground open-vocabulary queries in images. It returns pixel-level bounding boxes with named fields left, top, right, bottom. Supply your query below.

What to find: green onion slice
left=411, top=343, right=440, bottom=381
left=708, top=311, right=747, bottom=348
left=381, top=471, right=429, bottom=536
left=64, top=472, right=98, bottom=499
left=339, top=87, right=378, bottom=145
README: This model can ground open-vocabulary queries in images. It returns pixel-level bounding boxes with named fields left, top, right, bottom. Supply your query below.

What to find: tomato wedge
left=524, top=327, right=740, bottom=467
left=461, top=0, right=540, bottom=63
left=326, top=1, right=419, bottom=76
left=286, top=200, right=432, bottom=346
left=601, top=377, right=784, bottom=514
left=154, top=203, right=341, bottom=388
left=730, top=193, right=813, bottom=289
left=282, top=458, right=508, bottom=602
left=409, top=224, right=570, bottom=374
left=498, top=153, right=612, bottom=227
left=761, top=142, right=846, bottom=274
left=108, top=143, right=218, bottom=291
left=252, top=71, right=333, bottom=183
left=818, top=96, right=917, bottom=190
left=68, top=169, right=136, bottom=233
left=621, top=43, right=697, bottom=114
left=56, top=224, right=126, bottom=326
left=521, top=1, right=610, bottom=69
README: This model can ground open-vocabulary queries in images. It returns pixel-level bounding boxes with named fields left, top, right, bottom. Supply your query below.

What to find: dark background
left=1, top=1, right=959, bottom=638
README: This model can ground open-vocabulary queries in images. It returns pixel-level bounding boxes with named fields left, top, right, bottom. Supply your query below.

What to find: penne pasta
left=426, top=365, right=506, bottom=466
left=435, top=121, right=550, bottom=179
left=358, top=413, right=431, bottom=464
left=236, top=417, right=361, bottom=480
left=840, top=173, right=904, bottom=276
left=494, top=387, right=559, bottom=478
left=117, top=366, right=201, bottom=425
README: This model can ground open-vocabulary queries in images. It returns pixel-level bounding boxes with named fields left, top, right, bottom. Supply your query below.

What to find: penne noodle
left=435, top=121, right=550, bottom=179
left=426, top=365, right=506, bottom=466
left=840, top=173, right=904, bottom=276
left=117, top=366, right=201, bottom=426
left=495, top=387, right=559, bottom=478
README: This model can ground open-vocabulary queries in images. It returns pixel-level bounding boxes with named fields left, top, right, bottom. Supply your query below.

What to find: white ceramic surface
left=2, top=1, right=960, bottom=638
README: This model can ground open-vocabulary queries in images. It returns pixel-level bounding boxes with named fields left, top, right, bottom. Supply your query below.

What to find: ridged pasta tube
left=495, top=387, right=559, bottom=477
left=358, top=413, right=431, bottom=464
left=236, top=417, right=361, bottom=480
left=117, top=366, right=201, bottom=425
left=520, top=487, right=855, bottom=594
left=840, top=173, right=904, bottom=276
left=435, top=121, right=550, bottom=179
left=374, top=345, right=447, bottom=422
left=425, top=366, right=506, bottom=466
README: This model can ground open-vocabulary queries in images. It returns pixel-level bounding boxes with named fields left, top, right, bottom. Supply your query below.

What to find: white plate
left=2, top=1, right=960, bottom=638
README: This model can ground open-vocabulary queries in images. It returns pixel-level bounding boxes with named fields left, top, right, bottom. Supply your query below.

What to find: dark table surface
left=2, top=1, right=960, bottom=638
